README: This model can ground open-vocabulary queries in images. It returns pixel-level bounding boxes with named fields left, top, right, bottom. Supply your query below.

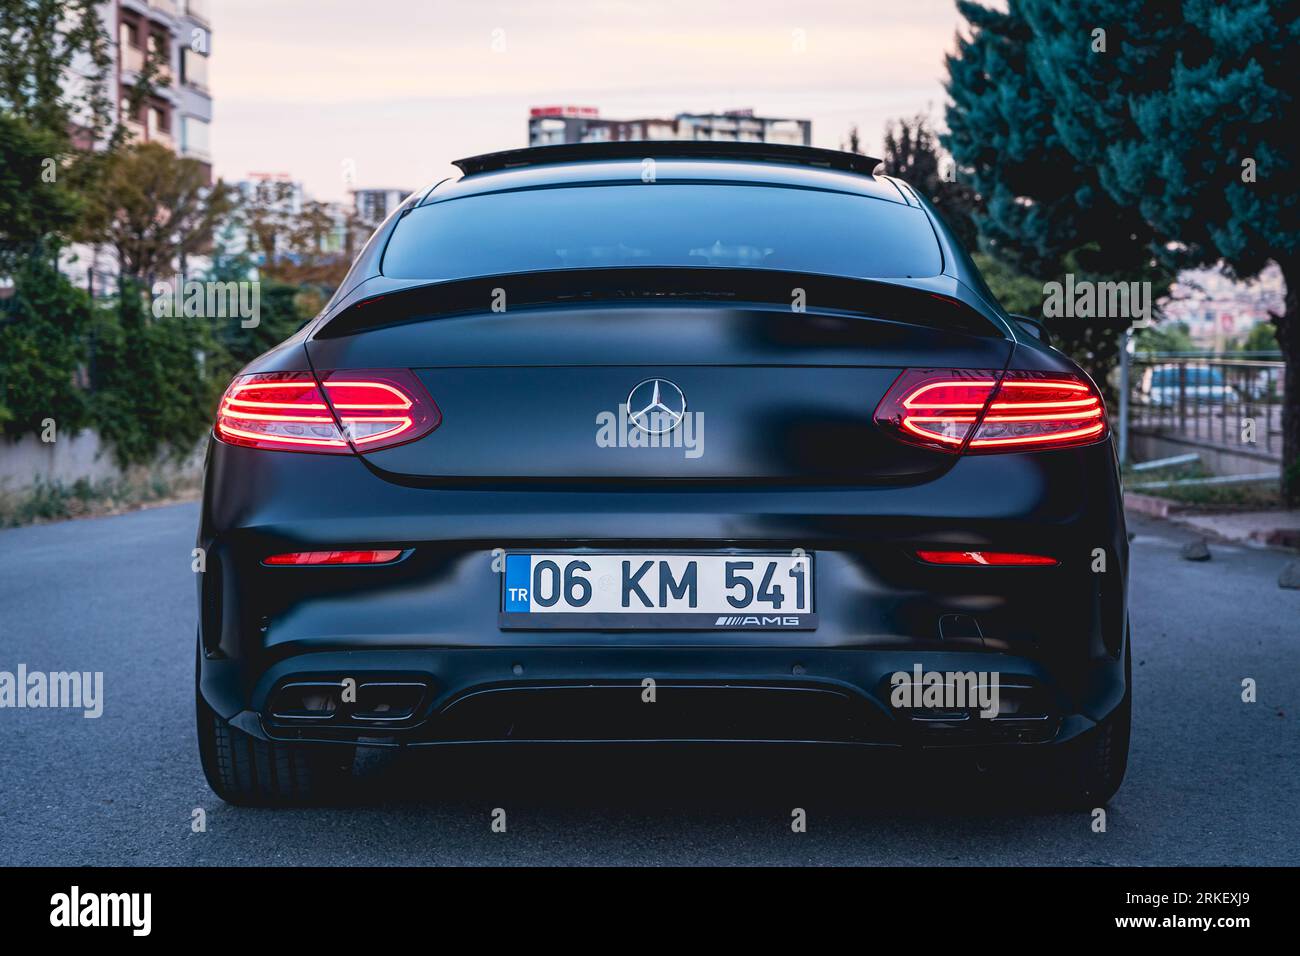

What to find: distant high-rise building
left=352, top=188, right=413, bottom=227
left=528, top=107, right=811, bottom=148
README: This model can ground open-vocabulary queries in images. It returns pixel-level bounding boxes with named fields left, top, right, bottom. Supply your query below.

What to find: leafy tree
left=0, top=0, right=160, bottom=229
left=1011, top=0, right=1300, bottom=500
left=1242, top=321, right=1280, bottom=354
left=1, top=2, right=95, bottom=444
left=233, top=180, right=356, bottom=289
left=0, top=1, right=222, bottom=462
left=0, top=0, right=114, bottom=145
left=841, top=125, right=863, bottom=155
left=1135, top=321, right=1195, bottom=355
left=78, top=142, right=232, bottom=286
left=0, top=111, right=81, bottom=270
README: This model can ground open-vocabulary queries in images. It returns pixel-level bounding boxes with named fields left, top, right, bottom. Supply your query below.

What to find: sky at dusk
left=210, top=0, right=971, bottom=201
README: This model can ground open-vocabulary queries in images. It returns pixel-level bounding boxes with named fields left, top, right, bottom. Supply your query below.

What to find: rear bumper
left=202, top=644, right=1125, bottom=749
left=197, top=436, right=1129, bottom=750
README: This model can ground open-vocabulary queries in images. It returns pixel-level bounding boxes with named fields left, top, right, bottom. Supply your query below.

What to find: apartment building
left=115, top=0, right=214, bottom=179
left=527, top=106, right=811, bottom=147
left=1159, top=264, right=1286, bottom=350
left=61, top=1, right=214, bottom=292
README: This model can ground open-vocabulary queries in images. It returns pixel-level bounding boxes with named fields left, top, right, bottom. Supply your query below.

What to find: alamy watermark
left=0, top=665, right=103, bottom=718
left=595, top=404, right=705, bottom=459
left=50, top=886, right=150, bottom=936
left=889, top=665, right=1001, bottom=718
left=152, top=273, right=260, bottom=328
left=1042, top=274, right=1152, bottom=328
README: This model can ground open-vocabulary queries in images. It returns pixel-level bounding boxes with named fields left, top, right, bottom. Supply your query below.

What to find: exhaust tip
left=268, top=679, right=429, bottom=724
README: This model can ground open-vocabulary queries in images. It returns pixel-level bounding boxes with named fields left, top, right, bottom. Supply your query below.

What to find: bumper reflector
left=264, top=549, right=403, bottom=566
left=915, top=550, right=1057, bottom=567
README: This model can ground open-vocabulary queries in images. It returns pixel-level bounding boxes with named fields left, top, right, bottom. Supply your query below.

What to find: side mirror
left=1010, top=313, right=1051, bottom=346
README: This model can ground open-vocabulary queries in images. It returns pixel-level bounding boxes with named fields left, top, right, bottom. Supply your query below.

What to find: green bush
left=1, top=267, right=323, bottom=467
left=0, top=255, right=92, bottom=436
left=90, top=280, right=224, bottom=467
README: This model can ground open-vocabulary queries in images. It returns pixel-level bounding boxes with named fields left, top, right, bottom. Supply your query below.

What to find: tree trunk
left=1275, top=256, right=1300, bottom=507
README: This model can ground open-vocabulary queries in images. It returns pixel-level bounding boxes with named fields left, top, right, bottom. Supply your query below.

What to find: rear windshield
left=381, top=184, right=943, bottom=281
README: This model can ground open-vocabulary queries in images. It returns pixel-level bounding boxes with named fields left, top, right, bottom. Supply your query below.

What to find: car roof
left=418, top=141, right=913, bottom=207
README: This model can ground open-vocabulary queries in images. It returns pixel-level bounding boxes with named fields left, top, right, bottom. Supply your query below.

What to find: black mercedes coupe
left=195, top=141, right=1130, bottom=807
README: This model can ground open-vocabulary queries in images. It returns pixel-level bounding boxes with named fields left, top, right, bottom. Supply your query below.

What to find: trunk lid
left=305, top=275, right=1013, bottom=483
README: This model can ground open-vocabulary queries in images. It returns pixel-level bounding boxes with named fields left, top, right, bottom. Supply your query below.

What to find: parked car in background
left=1139, top=364, right=1240, bottom=406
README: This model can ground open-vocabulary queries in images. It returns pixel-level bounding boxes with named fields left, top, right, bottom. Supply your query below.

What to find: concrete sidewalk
left=1124, top=495, right=1300, bottom=551
left=1172, top=509, right=1300, bottom=551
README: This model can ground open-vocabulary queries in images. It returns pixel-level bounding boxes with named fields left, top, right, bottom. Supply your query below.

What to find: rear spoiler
left=452, top=141, right=884, bottom=178
left=313, top=269, right=1004, bottom=341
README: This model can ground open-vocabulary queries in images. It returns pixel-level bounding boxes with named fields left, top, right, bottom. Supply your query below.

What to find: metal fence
left=1128, top=352, right=1284, bottom=462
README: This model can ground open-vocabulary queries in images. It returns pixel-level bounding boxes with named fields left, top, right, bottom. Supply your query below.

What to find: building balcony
left=123, top=0, right=178, bottom=23
left=121, top=45, right=174, bottom=85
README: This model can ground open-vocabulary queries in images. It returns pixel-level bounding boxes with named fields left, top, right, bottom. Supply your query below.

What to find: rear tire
left=1057, top=632, right=1132, bottom=809
left=196, top=692, right=355, bottom=807
left=1061, top=690, right=1130, bottom=809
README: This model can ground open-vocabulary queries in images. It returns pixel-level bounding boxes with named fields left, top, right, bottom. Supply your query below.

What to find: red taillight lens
left=873, top=368, right=1000, bottom=450
left=215, top=369, right=440, bottom=454
left=915, top=550, right=1058, bottom=566
left=967, top=372, right=1106, bottom=451
left=264, top=550, right=404, bottom=566
left=874, top=369, right=1107, bottom=454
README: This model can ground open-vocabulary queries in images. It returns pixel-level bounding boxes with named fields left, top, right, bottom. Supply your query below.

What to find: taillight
left=969, top=372, right=1106, bottom=450
left=874, top=369, right=1107, bottom=453
left=915, top=550, right=1058, bottom=566
left=264, top=550, right=404, bottom=566
left=215, top=369, right=440, bottom=454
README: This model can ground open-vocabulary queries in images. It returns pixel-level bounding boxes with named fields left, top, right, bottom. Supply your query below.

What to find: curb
left=1122, top=492, right=1184, bottom=518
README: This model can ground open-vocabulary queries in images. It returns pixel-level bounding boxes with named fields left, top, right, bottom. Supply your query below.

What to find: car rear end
left=195, top=144, right=1130, bottom=806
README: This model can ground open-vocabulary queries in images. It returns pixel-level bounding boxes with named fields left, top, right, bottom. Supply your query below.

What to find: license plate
left=500, top=552, right=816, bottom=630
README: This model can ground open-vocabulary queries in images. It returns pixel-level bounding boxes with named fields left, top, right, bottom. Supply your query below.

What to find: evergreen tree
left=943, top=1, right=1176, bottom=413
left=1016, top=0, right=1300, bottom=500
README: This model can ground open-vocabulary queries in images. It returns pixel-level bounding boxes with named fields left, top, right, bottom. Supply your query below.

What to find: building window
left=182, top=116, right=211, bottom=159
left=148, top=105, right=168, bottom=136
left=181, top=48, right=209, bottom=89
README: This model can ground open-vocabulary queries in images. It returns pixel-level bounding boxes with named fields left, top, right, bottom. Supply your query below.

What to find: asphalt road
left=2, top=502, right=1297, bottom=866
